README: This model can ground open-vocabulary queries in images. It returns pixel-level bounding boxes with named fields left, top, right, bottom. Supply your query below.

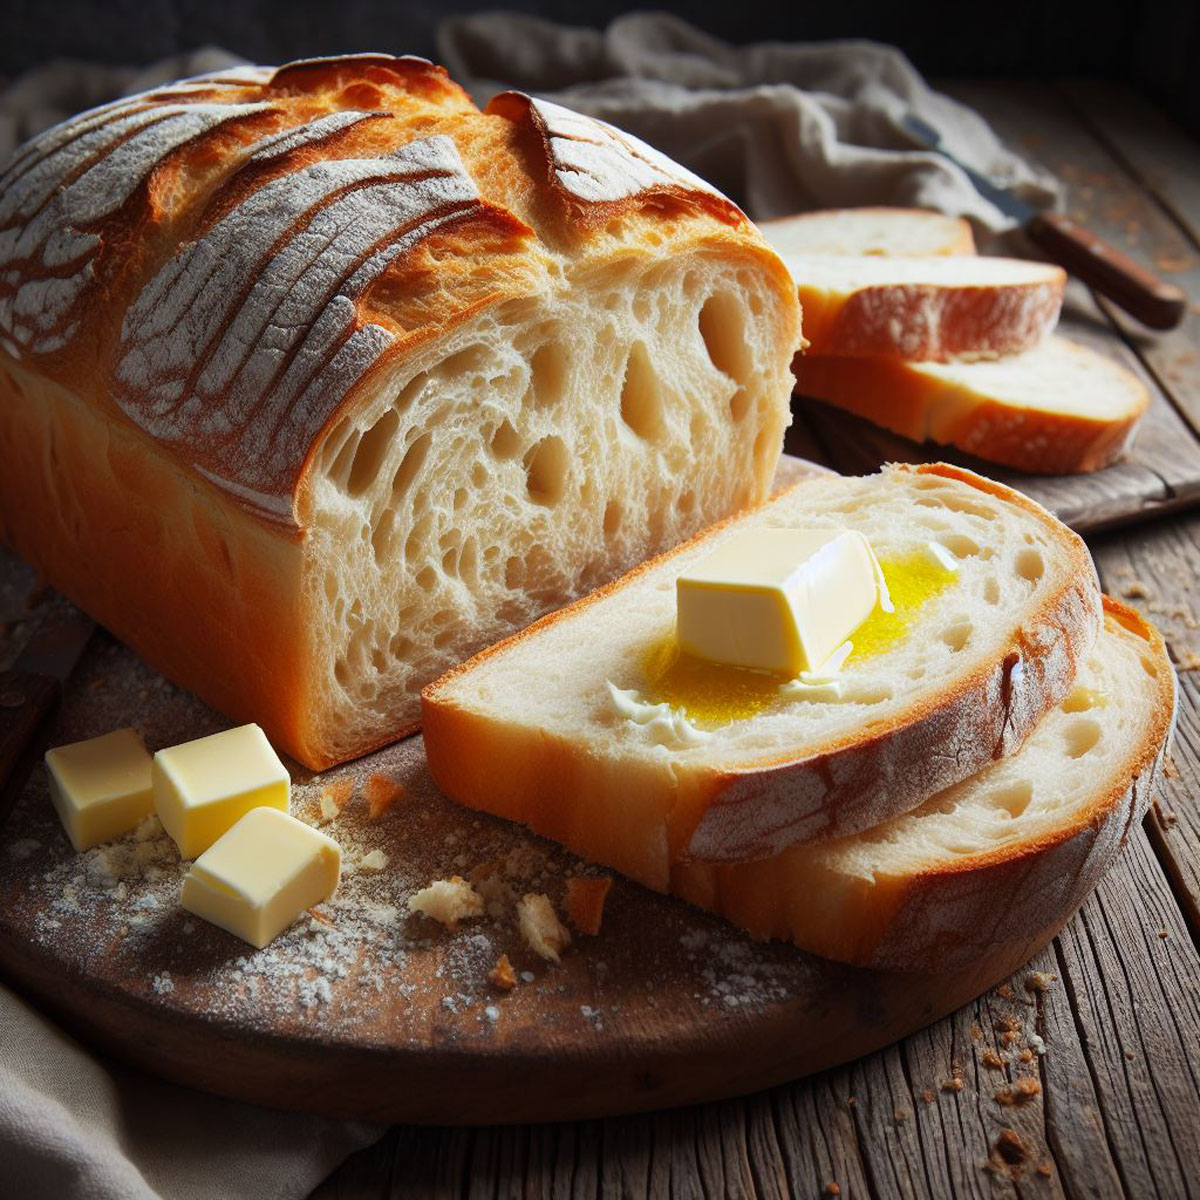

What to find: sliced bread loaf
left=796, top=335, right=1150, bottom=474
left=423, top=463, right=1101, bottom=884
left=673, top=598, right=1174, bottom=970
left=783, top=254, right=1065, bottom=359
left=760, top=208, right=976, bottom=258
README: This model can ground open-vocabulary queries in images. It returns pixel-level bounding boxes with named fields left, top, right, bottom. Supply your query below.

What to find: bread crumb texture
left=518, top=893, right=572, bottom=963
left=408, top=876, right=485, bottom=931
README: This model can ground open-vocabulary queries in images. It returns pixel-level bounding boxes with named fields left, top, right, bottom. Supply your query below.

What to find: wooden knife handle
left=1026, top=211, right=1188, bottom=330
left=0, top=671, right=61, bottom=819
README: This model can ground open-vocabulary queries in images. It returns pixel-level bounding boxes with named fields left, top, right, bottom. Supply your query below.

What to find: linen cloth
left=437, top=11, right=1059, bottom=237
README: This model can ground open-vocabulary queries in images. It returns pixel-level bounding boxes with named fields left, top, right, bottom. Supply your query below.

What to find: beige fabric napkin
left=436, top=11, right=1060, bottom=237
left=0, top=986, right=381, bottom=1200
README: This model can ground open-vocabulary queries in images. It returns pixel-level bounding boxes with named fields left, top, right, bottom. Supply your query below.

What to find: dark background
left=2, top=0, right=1198, bottom=131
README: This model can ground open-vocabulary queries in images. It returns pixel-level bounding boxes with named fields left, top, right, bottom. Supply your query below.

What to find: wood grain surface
left=306, top=78, right=1200, bottom=1198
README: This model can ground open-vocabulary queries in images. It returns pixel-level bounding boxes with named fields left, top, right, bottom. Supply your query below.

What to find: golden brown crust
left=795, top=353, right=1148, bottom=475
left=423, top=463, right=1103, bottom=870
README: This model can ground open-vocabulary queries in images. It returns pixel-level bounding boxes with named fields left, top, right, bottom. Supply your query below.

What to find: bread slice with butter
left=797, top=335, right=1150, bottom=475
left=782, top=254, right=1065, bottom=360
left=422, top=463, right=1101, bottom=886
left=672, top=598, right=1174, bottom=970
left=759, top=208, right=976, bottom=259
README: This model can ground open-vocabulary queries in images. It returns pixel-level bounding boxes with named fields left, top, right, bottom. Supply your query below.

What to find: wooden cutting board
left=0, top=457, right=1084, bottom=1124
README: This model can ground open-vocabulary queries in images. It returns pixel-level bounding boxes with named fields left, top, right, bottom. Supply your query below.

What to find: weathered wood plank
left=947, top=78, right=1200, bottom=443
left=1091, top=512, right=1200, bottom=939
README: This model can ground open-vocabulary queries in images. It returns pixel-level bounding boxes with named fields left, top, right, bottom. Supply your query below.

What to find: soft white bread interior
left=423, top=462, right=1102, bottom=883
left=759, top=207, right=976, bottom=258
left=0, top=57, right=800, bottom=770
left=796, top=335, right=1150, bottom=475
left=784, top=253, right=1065, bottom=359
left=673, top=598, right=1175, bottom=970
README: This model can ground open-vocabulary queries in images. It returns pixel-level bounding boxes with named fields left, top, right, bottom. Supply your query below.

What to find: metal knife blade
left=899, top=113, right=1035, bottom=223
left=899, top=111, right=1188, bottom=330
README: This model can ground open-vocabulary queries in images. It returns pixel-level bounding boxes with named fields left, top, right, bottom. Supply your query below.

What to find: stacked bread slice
left=422, top=464, right=1175, bottom=972
left=759, top=208, right=1150, bottom=474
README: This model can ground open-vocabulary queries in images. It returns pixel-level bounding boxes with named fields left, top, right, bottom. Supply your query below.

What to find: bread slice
left=797, top=336, right=1150, bottom=474
left=423, top=463, right=1102, bottom=882
left=760, top=208, right=976, bottom=258
left=783, top=254, right=1065, bottom=359
left=673, top=599, right=1174, bottom=970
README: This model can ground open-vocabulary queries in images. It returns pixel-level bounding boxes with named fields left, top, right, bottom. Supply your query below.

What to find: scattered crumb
left=1120, top=580, right=1151, bottom=600
left=306, top=907, right=333, bottom=926
left=489, top=953, right=517, bottom=991
left=940, top=1075, right=965, bottom=1092
left=365, top=773, right=406, bottom=820
left=1036, top=1163, right=1053, bottom=1178
left=993, top=1128, right=1028, bottom=1166
left=319, top=779, right=354, bottom=821
left=517, top=893, right=571, bottom=963
left=981, top=1048, right=1006, bottom=1070
left=1029, top=1033, right=1047, bottom=1056
left=357, top=849, right=388, bottom=872
left=1019, top=1049, right=1034, bottom=1064
left=564, top=876, right=612, bottom=935
left=407, top=876, right=485, bottom=931
left=922, top=1089, right=935, bottom=1104
left=1125, top=1050, right=1136, bottom=1061
left=996, top=1016, right=1021, bottom=1033
left=1024, top=972, right=1056, bottom=993
left=995, top=1077, right=1041, bottom=1107
left=1158, top=929, right=1170, bottom=939
left=996, top=983, right=1015, bottom=1000
left=826, top=1184, right=840, bottom=1197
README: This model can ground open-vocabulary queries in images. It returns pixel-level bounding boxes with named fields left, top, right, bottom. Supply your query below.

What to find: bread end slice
left=797, top=335, right=1150, bottom=474
left=759, top=207, right=976, bottom=258
left=673, top=598, right=1174, bottom=970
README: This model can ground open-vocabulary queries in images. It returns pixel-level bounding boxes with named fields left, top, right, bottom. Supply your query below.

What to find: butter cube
left=44, top=728, right=154, bottom=851
left=676, top=528, right=879, bottom=675
left=154, top=723, right=289, bottom=859
left=181, top=807, right=340, bottom=948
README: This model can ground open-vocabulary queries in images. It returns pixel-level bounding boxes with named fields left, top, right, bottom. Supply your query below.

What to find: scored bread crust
left=789, top=257, right=1066, bottom=360
left=673, top=598, right=1175, bottom=970
left=423, top=462, right=1102, bottom=875
left=795, top=337, right=1150, bottom=474
left=0, top=55, right=800, bottom=769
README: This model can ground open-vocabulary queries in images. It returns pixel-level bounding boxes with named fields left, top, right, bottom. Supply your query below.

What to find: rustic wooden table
left=310, top=80, right=1200, bottom=1200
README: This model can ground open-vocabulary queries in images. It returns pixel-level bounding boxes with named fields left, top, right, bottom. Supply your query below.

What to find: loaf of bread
left=0, top=55, right=801, bottom=769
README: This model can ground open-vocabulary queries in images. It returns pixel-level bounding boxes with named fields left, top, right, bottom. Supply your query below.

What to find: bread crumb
left=993, top=1128, right=1028, bottom=1166
left=1024, top=972, right=1056, bottom=993
left=358, top=849, right=388, bottom=872
left=518, top=893, right=571, bottom=963
left=408, top=876, right=485, bottom=931
left=564, top=876, right=612, bottom=935
left=825, top=1184, right=840, bottom=1196
left=921, top=1089, right=935, bottom=1104
left=489, top=953, right=517, bottom=991
left=306, top=907, right=333, bottom=925
left=1121, top=580, right=1151, bottom=600
left=995, top=1077, right=1041, bottom=1107
left=996, top=983, right=1015, bottom=1000
left=981, top=1048, right=1005, bottom=1070
left=319, top=779, right=354, bottom=820
left=365, top=773, right=406, bottom=819
left=1036, top=1163, right=1052, bottom=1178
left=941, top=1075, right=965, bottom=1092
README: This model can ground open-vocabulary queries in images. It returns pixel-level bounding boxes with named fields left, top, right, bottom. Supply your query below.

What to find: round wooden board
left=0, top=457, right=1066, bottom=1125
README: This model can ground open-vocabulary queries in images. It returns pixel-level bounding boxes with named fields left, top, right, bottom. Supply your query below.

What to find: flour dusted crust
left=0, top=54, right=801, bottom=768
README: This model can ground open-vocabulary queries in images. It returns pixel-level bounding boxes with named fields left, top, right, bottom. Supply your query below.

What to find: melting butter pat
left=676, top=528, right=880, bottom=674
left=154, top=723, right=289, bottom=859
left=45, top=728, right=154, bottom=851
left=181, top=807, right=340, bottom=948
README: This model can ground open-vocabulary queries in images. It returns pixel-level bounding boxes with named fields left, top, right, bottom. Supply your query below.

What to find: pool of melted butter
left=640, top=550, right=958, bottom=730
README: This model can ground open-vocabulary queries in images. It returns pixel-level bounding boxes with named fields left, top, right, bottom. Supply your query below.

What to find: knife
left=0, top=606, right=96, bottom=818
left=901, top=113, right=1188, bottom=331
